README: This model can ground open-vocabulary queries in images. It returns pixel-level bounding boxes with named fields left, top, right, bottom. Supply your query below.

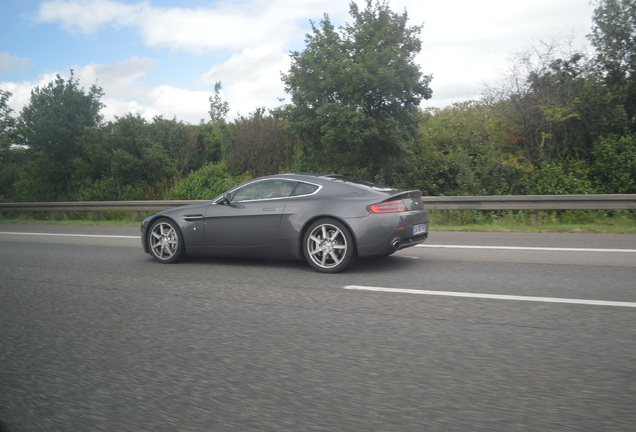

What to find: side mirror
left=220, top=192, right=232, bottom=205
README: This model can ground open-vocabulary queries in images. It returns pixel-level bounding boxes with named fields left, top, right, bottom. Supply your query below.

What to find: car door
left=203, top=180, right=294, bottom=248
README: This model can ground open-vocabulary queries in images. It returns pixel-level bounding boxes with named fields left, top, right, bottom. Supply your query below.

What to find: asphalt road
left=1, top=225, right=635, bottom=431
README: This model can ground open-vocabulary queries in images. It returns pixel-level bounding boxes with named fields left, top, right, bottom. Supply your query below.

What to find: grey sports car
left=141, top=173, right=429, bottom=273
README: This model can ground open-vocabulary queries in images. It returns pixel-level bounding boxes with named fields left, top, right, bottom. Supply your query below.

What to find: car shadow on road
left=147, top=253, right=424, bottom=274
left=176, top=255, right=309, bottom=271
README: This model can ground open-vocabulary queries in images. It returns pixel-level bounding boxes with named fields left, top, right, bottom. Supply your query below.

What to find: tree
left=591, top=133, right=636, bottom=193
left=208, top=81, right=229, bottom=123
left=399, top=102, right=530, bottom=196
left=281, top=0, right=432, bottom=181
left=17, top=71, right=104, bottom=160
left=96, top=114, right=176, bottom=199
left=588, top=0, right=636, bottom=132
left=15, top=72, right=104, bottom=200
left=485, top=40, right=602, bottom=165
left=191, top=120, right=228, bottom=169
left=147, top=116, right=199, bottom=176
left=0, top=89, right=14, bottom=146
left=0, top=89, right=20, bottom=200
left=0, top=90, right=15, bottom=162
left=225, top=108, right=292, bottom=177
left=165, top=162, right=250, bottom=200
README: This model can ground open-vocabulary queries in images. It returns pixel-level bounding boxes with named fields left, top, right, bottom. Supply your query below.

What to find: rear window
left=323, top=175, right=396, bottom=192
left=292, top=182, right=319, bottom=196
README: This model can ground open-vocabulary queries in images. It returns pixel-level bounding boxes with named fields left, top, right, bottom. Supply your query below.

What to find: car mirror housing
left=220, top=192, right=232, bottom=204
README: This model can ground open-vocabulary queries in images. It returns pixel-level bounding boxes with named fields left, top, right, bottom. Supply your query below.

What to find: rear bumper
left=347, top=211, right=429, bottom=258
left=395, top=232, right=428, bottom=250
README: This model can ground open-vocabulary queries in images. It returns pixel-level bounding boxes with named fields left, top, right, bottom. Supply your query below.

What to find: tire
left=303, top=218, right=356, bottom=273
left=148, top=218, right=184, bottom=263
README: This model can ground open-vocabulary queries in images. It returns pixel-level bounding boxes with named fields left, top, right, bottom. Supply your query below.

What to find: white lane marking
left=418, top=244, right=636, bottom=253
left=343, top=285, right=636, bottom=308
left=0, top=231, right=140, bottom=239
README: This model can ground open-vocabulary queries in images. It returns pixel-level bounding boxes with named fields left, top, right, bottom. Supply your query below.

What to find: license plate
left=412, top=223, right=427, bottom=235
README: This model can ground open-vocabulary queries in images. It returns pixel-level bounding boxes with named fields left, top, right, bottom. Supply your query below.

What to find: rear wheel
left=303, top=218, right=356, bottom=273
left=148, top=218, right=184, bottom=263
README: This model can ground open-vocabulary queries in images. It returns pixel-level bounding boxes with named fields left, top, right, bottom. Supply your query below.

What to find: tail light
left=367, top=200, right=407, bottom=213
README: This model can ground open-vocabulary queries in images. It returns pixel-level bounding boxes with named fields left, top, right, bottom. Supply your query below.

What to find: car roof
left=259, top=173, right=399, bottom=195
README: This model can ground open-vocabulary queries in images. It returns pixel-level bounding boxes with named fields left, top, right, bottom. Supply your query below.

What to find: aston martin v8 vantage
left=141, top=174, right=429, bottom=273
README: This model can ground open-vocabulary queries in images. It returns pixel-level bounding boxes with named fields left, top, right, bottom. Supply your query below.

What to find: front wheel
left=148, top=218, right=184, bottom=263
left=303, top=219, right=356, bottom=273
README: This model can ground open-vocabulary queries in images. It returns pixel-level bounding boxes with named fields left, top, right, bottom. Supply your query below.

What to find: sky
left=0, top=0, right=596, bottom=124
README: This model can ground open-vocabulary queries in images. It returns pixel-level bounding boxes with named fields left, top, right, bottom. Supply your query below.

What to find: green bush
left=591, top=134, right=636, bottom=194
left=165, top=162, right=250, bottom=200
left=523, top=162, right=595, bottom=195
left=70, top=177, right=147, bottom=201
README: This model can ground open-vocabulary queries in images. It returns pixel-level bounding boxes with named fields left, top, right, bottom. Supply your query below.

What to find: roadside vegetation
left=1, top=0, right=634, bottom=232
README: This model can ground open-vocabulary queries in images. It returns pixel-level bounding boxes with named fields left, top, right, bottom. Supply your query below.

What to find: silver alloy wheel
left=149, top=220, right=180, bottom=261
left=306, top=223, right=348, bottom=270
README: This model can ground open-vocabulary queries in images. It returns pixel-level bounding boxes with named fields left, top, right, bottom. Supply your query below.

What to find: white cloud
left=0, top=52, right=33, bottom=75
left=199, top=45, right=290, bottom=115
left=74, top=58, right=213, bottom=123
left=73, top=57, right=158, bottom=99
left=149, top=85, right=210, bottom=123
left=137, top=6, right=282, bottom=54
left=70, top=57, right=175, bottom=121
left=400, top=0, right=594, bottom=105
left=2, top=58, right=165, bottom=122
left=36, top=0, right=144, bottom=34
left=35, top=0, right=349, bottom=54
left=201, top=46, right=289, bottom=83
left=100, top=98, right=159, bottom=122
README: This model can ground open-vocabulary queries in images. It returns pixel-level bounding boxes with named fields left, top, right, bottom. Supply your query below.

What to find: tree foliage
left=17, top=72, right=104, bottom=160
left=486, top=43, right=598, bottom=165
left=225, top=108, right=292, bottom=177
left=591, top=133, right=636, bottom=193
left=165, top=162, right=250, bottom=200
left=0, top=90, right=20, bottom=201
left=282, top=0, right=432, bottom=181
left=208, top=82, right=229, bottom=123
left=0, top=89, right=14, bottom=147
left=589, top=0, right=636, bottom=132
left=14, top=72, right=104, bottom=200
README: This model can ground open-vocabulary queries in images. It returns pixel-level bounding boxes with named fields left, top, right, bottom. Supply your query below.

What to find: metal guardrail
left=420, top=194, right=636, bottom=210
left=0, top=195, right=635, bottom=212
left=0, top=200, right=201, bottom=212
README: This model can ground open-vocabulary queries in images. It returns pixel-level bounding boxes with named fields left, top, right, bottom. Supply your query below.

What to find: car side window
left=232, top=180, right=298, bottom=201
left=291, top=182, right=319, bottom=196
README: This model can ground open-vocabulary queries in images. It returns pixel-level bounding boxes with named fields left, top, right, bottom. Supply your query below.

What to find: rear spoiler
left=388, top=190, right=423, bottom=201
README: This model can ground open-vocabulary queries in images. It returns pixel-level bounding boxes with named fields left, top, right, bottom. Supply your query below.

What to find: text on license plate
left=412, top=223, right=428, bottom=235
